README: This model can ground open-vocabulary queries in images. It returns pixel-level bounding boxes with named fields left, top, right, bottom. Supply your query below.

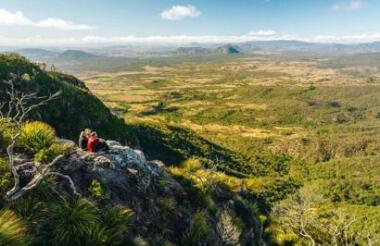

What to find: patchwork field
left=78, top=56, right=380, bottom=157
left=76, top=55, right=380, bottom=242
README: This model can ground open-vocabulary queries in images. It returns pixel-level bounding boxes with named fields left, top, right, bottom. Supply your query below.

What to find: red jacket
left=87, top=136, right=99, bottom=152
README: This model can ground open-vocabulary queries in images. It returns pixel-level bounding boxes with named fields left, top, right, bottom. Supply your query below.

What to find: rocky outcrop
left=61, top=140, right=184, bottom=199
left=57, top=140, right=192, bottom=243
left=11, top=139, right=255, bottom=245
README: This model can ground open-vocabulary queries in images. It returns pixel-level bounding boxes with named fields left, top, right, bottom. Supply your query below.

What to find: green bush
left=183, top=158, right=203, bottom=172
left=182, top=211, right=211, bottom=245
left=11, top=197, right=45, bottom=223
left=18, top=121, right=55, bottom=154
left=47, top=198, right=99, bottom=245
left=34, top=143, right=71, bottom=163
left=36, top=199, right=134, bottom=246
left=102, top=206, right=134, bottom=244
left=0, top=118, right=15, bottom=147
left=0, top=210, right=27, bottom=246
left=0, top=119, right=10, bottom=147
left=82, top=224, right=107, bottom=246
left=34, top=148, right=54, bottom=164
left=88, top=180, right=107, bottom=198
left=0, top=158, right=11, bottom=197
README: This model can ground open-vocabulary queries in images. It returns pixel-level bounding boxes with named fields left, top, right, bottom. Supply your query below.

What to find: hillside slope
left=0, top=54, right=132, bottom=143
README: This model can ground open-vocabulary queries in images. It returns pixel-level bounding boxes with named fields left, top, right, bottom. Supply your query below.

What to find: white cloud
left=0, top=8, right=95, bottom=30
left=3, top=32, right=380, bottom=46
left=82, top=33, right=380, bottom=44
left=161, top=5, right=201, bottom=21
left=35, top=18, right=94, bottom=30
left=248, top=30, right=277, bottom=36
left=332, top=0, right=366, bottom=11
left=0, top=9, right=31, bottom=26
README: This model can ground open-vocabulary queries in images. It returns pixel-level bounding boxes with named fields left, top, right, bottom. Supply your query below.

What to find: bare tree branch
left=5, top=155, right=64, bottom=201
left=1, top=76, right=76, bottom=201
left=48, top=172, right=80, bottom=197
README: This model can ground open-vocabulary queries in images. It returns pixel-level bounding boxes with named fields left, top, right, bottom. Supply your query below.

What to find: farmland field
left=73, top=54, right=380, bottom=242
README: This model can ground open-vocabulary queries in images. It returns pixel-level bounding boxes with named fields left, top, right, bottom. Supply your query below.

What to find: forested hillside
left=0, top=54, right=130, bottom=143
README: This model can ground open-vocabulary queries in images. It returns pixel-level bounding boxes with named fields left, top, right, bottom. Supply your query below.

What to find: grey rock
left=55, top=138, right=76, bottom=148
left=62, top=140, right=179, bottom=194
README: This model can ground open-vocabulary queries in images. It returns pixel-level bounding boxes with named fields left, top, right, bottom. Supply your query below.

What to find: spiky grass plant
left=102, top=206, right=134, bottom=245
left=47, top=198, right=99, bottom=245
left=182, top=210, right=211, bottom=245
left=17, top=121, right=55, bottom=154
left=0, top=209, right=27, bottom=246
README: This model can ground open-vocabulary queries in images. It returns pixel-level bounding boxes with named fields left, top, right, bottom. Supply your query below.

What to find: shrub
left=327, top=101, right=341, bottom=108
left=11, top=197, right=45, bottom=223
left=34, top=143, right=71, bottom=163
left=183, top=158, right=203, bottom=172
left=0, top=210, right=27, bottom=246
left=102, top=206, right=134, bottom=244
left=0, top=119, right=11, bottom=147
left=88, top=180, right=107, bottom=198
left=0, top=118, right=16, bottom=147
left=47, top=198, right=99, bottom=245
left=34, top=148, right=52, bottom=164
left=217, top=210, right=242, bottom=245
left=18, top=121, right=55, bottom=154
left=0, top=158, right=11, bottom=196
left=156, top=198, right=176, bottom=217
left=367, top=77, right=375, bottom=83
left=182, top=211, right=212, bottom=245
left=157, top=178, right=172, bottom=192
left=336, top=113, right=351, bottom=124
left=82, top=224, right=107, bottom=246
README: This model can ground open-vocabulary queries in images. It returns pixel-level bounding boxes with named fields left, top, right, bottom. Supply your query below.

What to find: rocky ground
left=13, top=139, right=257, bottom=245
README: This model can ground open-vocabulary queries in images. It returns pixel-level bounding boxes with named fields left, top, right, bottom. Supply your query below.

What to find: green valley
left=77, top=54, right=380, bottom=244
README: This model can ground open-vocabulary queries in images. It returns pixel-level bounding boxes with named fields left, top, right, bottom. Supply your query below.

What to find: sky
left=0, top=0, right=379, bottom=46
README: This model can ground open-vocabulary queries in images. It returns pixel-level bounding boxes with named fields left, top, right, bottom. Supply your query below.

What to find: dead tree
left=328, top=213, right=379, bottom=246
left=217, top=210, right=242, bottom=246
left=272, top=186, right=379, bottom=246
left=272, top=187, right=321, bottom=246
left=0, top=77, right=79, bottom=201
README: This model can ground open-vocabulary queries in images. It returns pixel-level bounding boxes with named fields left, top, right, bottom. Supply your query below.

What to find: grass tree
left=0, top=209, right=27, bottom=246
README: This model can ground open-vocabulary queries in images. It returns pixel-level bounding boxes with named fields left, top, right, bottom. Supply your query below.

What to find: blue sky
left=0, top=0, right=379, bottom=45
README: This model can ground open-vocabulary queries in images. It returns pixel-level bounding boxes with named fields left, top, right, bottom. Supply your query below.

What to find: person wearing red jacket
left=87, top=134, right=99, bottom=152
left=87, top=132, right=109, bottom=152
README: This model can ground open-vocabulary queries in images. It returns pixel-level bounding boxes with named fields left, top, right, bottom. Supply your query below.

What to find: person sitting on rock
left=87, top=131, right=109, bottom=153
left=78, top=128, right=91, bottom=150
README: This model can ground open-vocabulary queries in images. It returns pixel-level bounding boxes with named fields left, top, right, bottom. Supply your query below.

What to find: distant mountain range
left=57, top=50, right=98, bottom=60
left=215, top=44, right=241, bottom=54
left=174, top=47, right=212, bottom=55
left=172, top=41, right=380, bottom=56
left=239, top=40, right=380, bottom=55
left=6, top=40, right=380, bottom=62
left=12, top=49, right=98, bottom=61
left=15, top=48, right=60, bottom=60
left=174, top=44, right=240, bottom=55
